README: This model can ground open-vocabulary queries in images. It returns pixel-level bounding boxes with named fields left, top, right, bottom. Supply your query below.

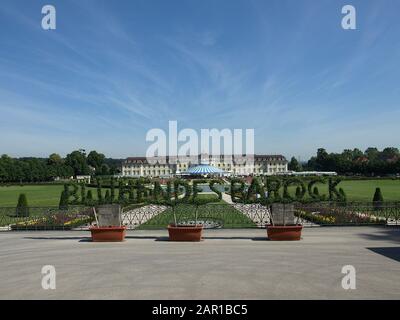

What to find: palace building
left=121, top=154, right=288, bottom=178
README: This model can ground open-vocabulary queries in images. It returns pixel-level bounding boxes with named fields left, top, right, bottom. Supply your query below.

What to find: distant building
left=277, top=171, right=337, bottom=177
left=75, top=175, right=91, bottom=183
left=121, top=154, right=288, bottom=178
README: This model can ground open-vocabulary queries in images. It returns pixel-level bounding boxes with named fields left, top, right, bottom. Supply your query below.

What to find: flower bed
left=11, top=212, right=93, bottom=230
left=295, top=207, right=387, bottom=225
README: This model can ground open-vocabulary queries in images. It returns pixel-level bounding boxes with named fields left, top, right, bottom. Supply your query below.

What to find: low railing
left=134, top=203, right=263, bottom=229
left=1, top=202, right=399, bottom=231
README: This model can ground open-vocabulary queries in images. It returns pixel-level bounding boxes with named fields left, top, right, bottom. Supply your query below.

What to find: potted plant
left=167, top=179, right=203, bottom=241
left=266, top=203, right=303, bottom=241
left=89, top=204, right=126, bottom=242
left=168, top=205, right=203, bottom=241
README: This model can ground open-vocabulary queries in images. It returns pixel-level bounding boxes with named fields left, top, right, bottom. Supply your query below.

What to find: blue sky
left=0, top=0, right=399, bottom=160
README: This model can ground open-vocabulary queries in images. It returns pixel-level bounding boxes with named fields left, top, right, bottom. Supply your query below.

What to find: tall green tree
left=87, top=151, right=106, bottom=173
left=65, top=150, right=90, bottom=176
left=47, top=153, right=62, bottom=166
left=288, top=157, right=302, bottom=172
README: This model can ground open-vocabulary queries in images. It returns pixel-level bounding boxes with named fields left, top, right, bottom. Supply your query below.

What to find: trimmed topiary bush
left=96, top=178, right=103, bottom=204
left=210, top=179, right=223, bottom=201
left=80, top=183, right=86, bottom=204
left=110, top=177, right=115, bottom=203
left=104, top=190, right=111, bottom=203
left=265, top=177, right=282, bottom=202
left=16, top=193, right=29, bottom=217
left=372, top=187, right=384, bottom=210
left=230, top=178, right=246, bottom=203
left=328, top=178, right=342, bottom=201
left=282, top=177, right=306, bottom=202
left=307, top=177, right=326, bottom=201
left=59, top=190, right=69, bottom=210
left=338, top=188, right=347, bottom=205
left=296, top=186, right=304, bottom=199
left=86, top=190, right=94, bottom=206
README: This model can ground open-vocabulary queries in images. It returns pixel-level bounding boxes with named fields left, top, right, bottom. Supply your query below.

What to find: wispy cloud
left=0, top=0, right=399, bottom=158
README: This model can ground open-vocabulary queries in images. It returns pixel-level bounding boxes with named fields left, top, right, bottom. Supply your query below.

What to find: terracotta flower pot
left=89, top=226, right=126, bottom=242
left=167, top=224, right=203, bottom=241
left=267, top=224, right=302, bottom=241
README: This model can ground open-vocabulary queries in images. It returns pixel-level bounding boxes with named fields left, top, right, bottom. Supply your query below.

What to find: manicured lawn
left=288, top=179, right=400, bottom=202
left=0, top=185, right=108, bottom=207
left=138, top=198, right=256, bottom=229
left=339, top=179, right=400, bottom=202
left=0, top=185, right=64, bottom=207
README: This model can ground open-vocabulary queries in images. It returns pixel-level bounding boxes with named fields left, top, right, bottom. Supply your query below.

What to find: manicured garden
left=138, top=201, right=256, bottom=230
left=0, top=185, right=116, bottom=207
left=0, top=178, right=399, bottom=207
left=0, top=206, right=93, bottom=229
left=288, top=179, right=400, bottom=202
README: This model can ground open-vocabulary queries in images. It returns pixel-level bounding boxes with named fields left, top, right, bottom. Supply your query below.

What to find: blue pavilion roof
left=184, top=164, right=224, bottom=175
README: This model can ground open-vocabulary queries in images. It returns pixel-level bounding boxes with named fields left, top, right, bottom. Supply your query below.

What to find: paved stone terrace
left=0, top=227, right=399, bottom=299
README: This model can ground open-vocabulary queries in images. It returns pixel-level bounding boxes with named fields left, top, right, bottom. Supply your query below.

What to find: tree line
left=0, top=150, right=121, bottom=183
left=288, top=147, right=400, bottom=175
left=2, top=146, right=399, bottom=183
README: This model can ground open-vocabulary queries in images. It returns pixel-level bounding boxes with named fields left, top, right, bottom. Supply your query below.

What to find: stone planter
left=267, top=224, right=302, bottom=241
left=167, top=224, right=203, bottom=241
left=89, top=226, right=126, bottom=242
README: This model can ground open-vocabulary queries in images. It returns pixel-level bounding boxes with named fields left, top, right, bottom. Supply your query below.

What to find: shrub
left=104, top=190, right=111, bottom=203
left=58, top=190, right=68, bottom=210
left=86, top=190, right=94, bottom=206
left=118, top=180, right=130, bottom=204
left=265, top=177, right=282, bottom=202
left=230, top=178, right=246, bottom=203
left=338, top=188, right=347, bottom=205
left=307, top=177, right=326, bottom=201
left=110, top=177, right=115, bottom=203
left=16, top=193, right=29, bottom=217
left=96, top=178, right=103, bottom=204
left=328, top=178, right=342, bottom=201
left=173, top=179, right=191, bottom=202
left=295, top=186, right=302, bottom=198
left=210, top=179, right=223, bottom=201
left=372, top=187, right=384, bottom=210
left=282, top=177, right=306, bottom=201
left=80, top=183, right=86, bottom=204
left=67, top=183, right=80, bottom=204
left=128, top=180, right=135, bottom=202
